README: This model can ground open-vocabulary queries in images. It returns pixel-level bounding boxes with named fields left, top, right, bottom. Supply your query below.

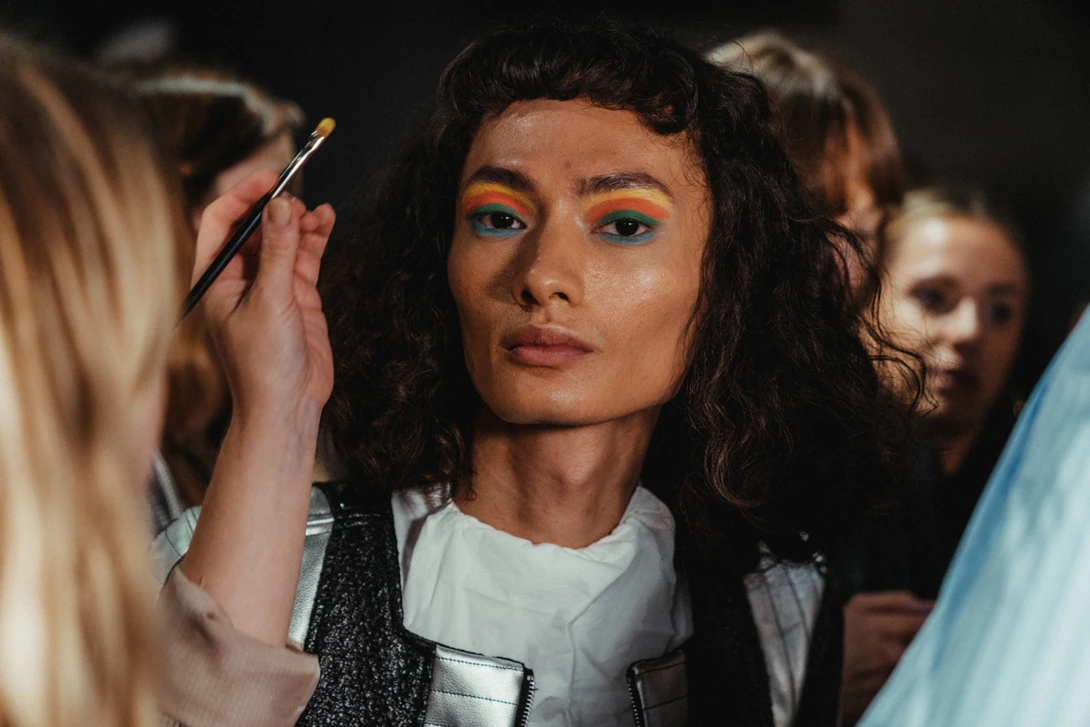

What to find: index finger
left=193, top=170, right=279, bottom=284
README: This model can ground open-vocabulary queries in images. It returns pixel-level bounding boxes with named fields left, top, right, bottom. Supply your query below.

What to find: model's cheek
left=601, top=267, right=700, bottom=394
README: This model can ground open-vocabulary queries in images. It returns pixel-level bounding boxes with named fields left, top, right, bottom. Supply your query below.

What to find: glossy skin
left=879, top=215, right=1028, bottom=436
left=445, top=99, right=714, bottom=547
left=448, top=99, right=711, bottom=428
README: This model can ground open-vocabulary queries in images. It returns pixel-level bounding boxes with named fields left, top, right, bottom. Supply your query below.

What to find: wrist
left=224, top=399, right=322, bottom=477
left=232, top=394, right=323, bottom=434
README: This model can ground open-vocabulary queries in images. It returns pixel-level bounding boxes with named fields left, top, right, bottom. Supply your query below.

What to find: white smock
left=392, top=485, right=693, bottom=727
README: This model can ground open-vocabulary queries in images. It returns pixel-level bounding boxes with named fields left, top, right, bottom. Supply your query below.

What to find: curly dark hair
left=321, top=18, right=915, bottom=569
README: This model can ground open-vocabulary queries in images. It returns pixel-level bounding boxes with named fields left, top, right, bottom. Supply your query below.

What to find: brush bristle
left=315, top=117, right=336, bottom=138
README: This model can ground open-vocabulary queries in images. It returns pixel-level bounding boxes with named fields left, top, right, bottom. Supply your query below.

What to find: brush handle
left=179, top=125, right=331, bottom=322
left=181, top=191, right=271, bottom=318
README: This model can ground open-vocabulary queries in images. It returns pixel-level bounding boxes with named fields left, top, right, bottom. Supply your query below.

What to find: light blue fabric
left=859, top=310, right=1090, bottom=726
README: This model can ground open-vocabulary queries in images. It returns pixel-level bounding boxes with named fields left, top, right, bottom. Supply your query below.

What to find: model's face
left=447, top=99, right=712, bottom=426
left=879, top=215, right=1027, bottom=431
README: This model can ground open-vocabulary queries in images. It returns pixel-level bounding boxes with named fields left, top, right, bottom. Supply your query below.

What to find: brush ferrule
left=269, top=132, right=327, bottom=199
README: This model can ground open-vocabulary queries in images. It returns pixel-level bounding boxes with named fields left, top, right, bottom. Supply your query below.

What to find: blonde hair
left=882, top=187, right=1023, bottom=264
left=0, top=38, right=182, bottom=726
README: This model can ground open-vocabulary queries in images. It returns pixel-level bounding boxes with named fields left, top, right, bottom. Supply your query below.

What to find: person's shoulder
left=151, top=484, right=382, bottom=585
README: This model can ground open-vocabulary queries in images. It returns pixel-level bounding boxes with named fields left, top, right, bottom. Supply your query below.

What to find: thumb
left=251, top=196, right=301, bottom=302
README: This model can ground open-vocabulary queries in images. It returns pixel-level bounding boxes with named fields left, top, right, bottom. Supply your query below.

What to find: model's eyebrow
left=577, top=172, right=674, bottom=200
left=461, top=166, right=535, bottom=195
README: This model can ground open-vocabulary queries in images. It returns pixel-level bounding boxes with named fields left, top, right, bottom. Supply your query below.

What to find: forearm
left=160, top=567, right=320, bottom=727
left=180, top=398, right=321, bottom=647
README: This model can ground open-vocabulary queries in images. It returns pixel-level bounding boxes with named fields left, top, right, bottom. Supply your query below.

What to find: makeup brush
left=180, top=117, right=336, bottom=318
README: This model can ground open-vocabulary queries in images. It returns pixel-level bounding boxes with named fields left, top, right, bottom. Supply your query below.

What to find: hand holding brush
left=182, top=117, right=335, bottom=318
left=192, top=169, right=336, bottom=420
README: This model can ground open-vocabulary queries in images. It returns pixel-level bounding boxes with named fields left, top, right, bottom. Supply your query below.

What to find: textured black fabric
left=297, top=483, right=434, bottom=727
left=684, top=556, right=776, bottom=727
left=794, top=572, right=844, bottom=727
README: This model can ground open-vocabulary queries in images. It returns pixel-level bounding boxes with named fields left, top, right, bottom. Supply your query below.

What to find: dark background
left=4, top=0, right=1090, bottom=393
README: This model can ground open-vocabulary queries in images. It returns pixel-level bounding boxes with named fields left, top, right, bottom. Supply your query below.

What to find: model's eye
left=469, top=205, right=527, bottom=237
left=600, top=218, right=652, bottom=239
left=477, top=211, right=523, bottom=230
left=594, top=211, right=659, bottom=245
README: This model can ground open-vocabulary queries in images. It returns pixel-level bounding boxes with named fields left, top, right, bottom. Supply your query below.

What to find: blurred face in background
left=834, top=124, right=885, bottom=295
left=879, top=215, right=1028, bottom=434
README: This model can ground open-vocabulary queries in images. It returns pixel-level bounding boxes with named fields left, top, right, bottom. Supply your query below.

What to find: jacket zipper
left=515, top=668, right=535, bottom=727
left=626, top=666, right=646, bottom=727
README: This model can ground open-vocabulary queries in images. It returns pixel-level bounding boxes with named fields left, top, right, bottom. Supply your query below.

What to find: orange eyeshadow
left=586, top=197, right=670, bottom=221
left=460, top=183, right=534, bottom=218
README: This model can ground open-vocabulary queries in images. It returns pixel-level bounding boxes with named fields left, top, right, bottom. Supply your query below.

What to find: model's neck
left=456, top=407, right=659, bottom=548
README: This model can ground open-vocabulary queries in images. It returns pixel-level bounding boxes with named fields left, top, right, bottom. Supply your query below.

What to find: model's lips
left=501, top=325, right=593, bottom=365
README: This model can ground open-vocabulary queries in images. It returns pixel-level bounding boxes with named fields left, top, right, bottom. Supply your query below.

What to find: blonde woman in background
left=879, top=189, right=1028, bottom=479
left=835, top=188, right=1029, bottom=722
left=0, top=36, right=335, bottom=726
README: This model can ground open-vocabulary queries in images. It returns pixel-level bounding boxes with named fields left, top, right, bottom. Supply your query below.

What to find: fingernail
left=267, top=197, right=290, bottom=227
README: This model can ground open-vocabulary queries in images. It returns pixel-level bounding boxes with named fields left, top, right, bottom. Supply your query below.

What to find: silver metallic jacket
left=154, top=487, right=825, bottom=727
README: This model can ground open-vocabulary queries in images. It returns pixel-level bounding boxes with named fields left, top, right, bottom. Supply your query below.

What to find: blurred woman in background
left=712, top=32, right=929, bottom=724
left=880, top=188, right=1028, bottom=547
left=709, top=31, right=908, bottom=300
left=117, top=62, right=305, bottom=522
left=836, top=188, right=1029, bottom=722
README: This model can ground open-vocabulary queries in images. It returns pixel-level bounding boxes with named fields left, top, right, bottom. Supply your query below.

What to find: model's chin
left=484, top=394, right=599, bottom=427
left=469, top=359, right=681, bottom=428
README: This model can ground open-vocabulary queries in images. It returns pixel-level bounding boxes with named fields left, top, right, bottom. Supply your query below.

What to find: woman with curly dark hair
left=156, top=18, right=912, bottom=727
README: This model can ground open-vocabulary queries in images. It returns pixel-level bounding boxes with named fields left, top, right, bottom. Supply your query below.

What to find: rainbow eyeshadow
left=461, top=183, right=533, bottom=216
left=585, top=189, right=671, bottom=244
left=460, top=182, right=535, bottom=238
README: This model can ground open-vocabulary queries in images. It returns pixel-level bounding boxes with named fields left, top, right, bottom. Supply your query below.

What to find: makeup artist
left=156, top=19, right=915, bottom=727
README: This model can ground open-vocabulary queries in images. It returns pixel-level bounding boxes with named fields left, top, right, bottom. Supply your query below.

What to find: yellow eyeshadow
left=583, top=188, right=672, bottom=209
left=461, top=182, right=535, bottom=211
